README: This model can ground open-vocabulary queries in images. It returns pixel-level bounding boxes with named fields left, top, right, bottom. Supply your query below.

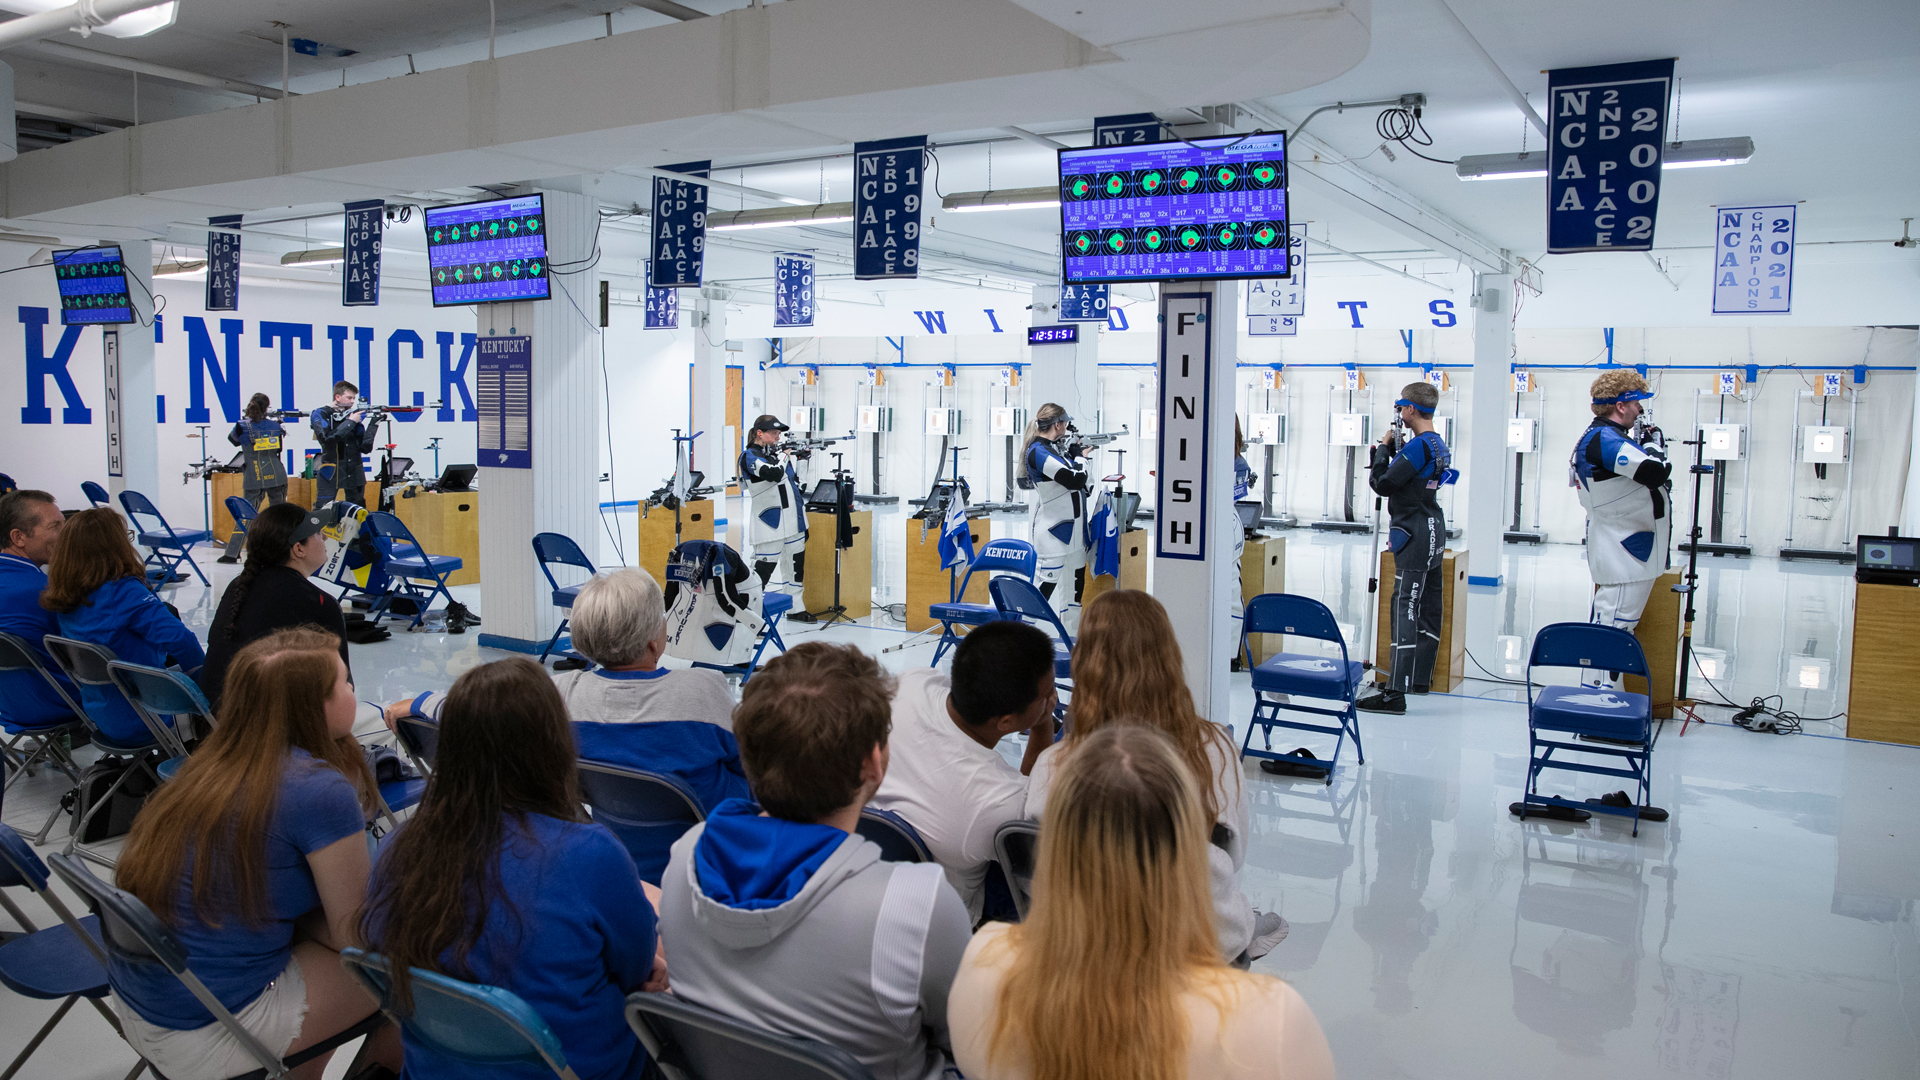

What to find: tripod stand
left=1671, top=434, right=1712, bottom=735
left=798, top=452, right=859, bottom=627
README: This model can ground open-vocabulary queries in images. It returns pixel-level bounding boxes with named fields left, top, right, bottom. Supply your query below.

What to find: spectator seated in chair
left=659, top=643, right=972, bottom=1080
left=0, top=490, right=80, bottom=726
left=200, top=505, right=350, bottom=709
left=388, top=568, right=747, bottom=813
left=41, top=508, right=205, bottom=746
left=366, top=657, right=667, bottom=1080
left=109, top=628, right=400, bottom=1080
left=871, top=620, right=1058, bottom=924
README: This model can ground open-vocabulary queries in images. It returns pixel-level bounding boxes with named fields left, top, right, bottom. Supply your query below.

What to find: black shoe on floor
left=1410, top=684, right=1430, bottom=695
left=1355, top=689, right=1407, bottom=714
left=216, top=555, right=239, bottom=565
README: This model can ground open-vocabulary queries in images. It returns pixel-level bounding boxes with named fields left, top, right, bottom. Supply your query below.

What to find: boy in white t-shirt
left=872, top=620, right=1059, bottom=922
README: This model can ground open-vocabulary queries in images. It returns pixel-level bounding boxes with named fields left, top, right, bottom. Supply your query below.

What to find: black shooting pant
left=1387, top=511, right=1445, bottom=693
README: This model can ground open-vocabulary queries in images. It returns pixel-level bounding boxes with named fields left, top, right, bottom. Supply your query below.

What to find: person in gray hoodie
left=658, top=642, right=971, bottom=1080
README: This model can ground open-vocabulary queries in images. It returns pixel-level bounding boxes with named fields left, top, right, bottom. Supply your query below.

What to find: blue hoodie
left=55, top=577, right=205, bottom=745
left=693, top=799, right=847, bottom=910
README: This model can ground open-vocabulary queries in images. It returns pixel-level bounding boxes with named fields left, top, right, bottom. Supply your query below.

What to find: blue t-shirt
left=113, top=749, right=366, bottom=1030
left=55, top=576, right=206, bottom=745
left=0, top=552, right=79, bottom=728
left=371, top=814, right=659, bottom=1080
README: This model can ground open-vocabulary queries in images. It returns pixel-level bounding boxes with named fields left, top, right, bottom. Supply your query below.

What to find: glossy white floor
left=3, top=537, right=1913, bottom=1079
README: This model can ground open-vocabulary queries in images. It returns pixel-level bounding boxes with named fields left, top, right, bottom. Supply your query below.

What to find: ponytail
left=220, top=503, right=304, bottom=641
left=1020, top=402, right=1070, bottom=474
left=245, top=393, right=270, bottom=423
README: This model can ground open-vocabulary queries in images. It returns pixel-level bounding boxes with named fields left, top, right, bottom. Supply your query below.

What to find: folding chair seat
left=576, top=759, right=705, bottom=885
left=343, top=948, right=580, bottom=1079
left=927, top=539, right=1035, bottom=666
left=117, top=489, right=210, bottom=588
left=0, top=824, right=144, bottom=1080
left=991, top=819, right=1040, bottom=922
left=362, top=511, right=464, bottom=628
left=1521, top=623, right=1658, bottom=836
left=1238, top=594, right=1367, bottom=784
left=393, top=713, right=442, bottom=776
left=49, top=853, right=386, bottom=1080
left=0, top=631, right=87, bottom=843
left=532, top=532, right=597, bottom=664
left=224, top=495, right=260, bottom=543
left=627, top=989, right=876, bottom=1080
left=856, top=807, right=932, bottom=863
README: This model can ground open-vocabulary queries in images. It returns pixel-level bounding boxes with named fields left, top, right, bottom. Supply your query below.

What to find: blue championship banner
left=1059, top=282, right=1108, bottom=321
left=1094, top=113, right=1162, bottom=146
left=206, top=214, right=242, bottom=311
left=1547, top=59, right=1674, bottom=253
left=651, top=161, right=709, bottom=288
left=343, top=200, right=382, bottom=307
left=854, top=136, right=925, bottom=280
left=644, top=264, right=678, bottom=329
left=476, top=335, right=532, bottom=469
left=1712, top=205, right=1796, bottom=315
left=774, top=252, right=815, bottom=327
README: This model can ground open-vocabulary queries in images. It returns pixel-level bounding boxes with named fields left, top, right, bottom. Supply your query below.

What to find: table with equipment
left=803, top=510, right=872, bottom=618
left=1373, top=547, right=1469, bottom=692
left=905, top=517, right=990, bottom=633
left=1241, top=533, right=1287, bottom=664
left=212, top=474, right=381, bottom=543
left=391, top=487, right=481, bottom=587
left=1847, top=534, right=1920, bottom=744
left=1082, top=528, right=1150, bottom=607
left=1626, top=571, right=1683, bottom=720
left=635, top=500, right=715, bottom=591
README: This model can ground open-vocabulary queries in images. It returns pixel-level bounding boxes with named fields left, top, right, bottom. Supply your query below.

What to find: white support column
left=1465, top=273, right=1512, bottom=587
left=1025, top=285, right=1099, bottom=427
left=1150, top=282, right=1239, bottom=722
left=690, top=297, right=730, bottom=527
left=476, top=187, right=601, bottom=649
left=1905, top=331, right=1920, bottom=535
left=110, top=239, right=159, bottom=501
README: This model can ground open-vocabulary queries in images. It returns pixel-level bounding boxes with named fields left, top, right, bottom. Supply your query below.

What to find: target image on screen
left=424, top=194, right=551, bottom=306
left=1059, top=133, right=1287, bottom=284
left=53, top=246, right=134, bottom=325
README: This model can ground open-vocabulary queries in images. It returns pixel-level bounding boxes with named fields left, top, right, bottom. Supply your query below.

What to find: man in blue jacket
left=311, top=380, right=376, bottom=509
left=0, top=490, right=80, bottom=727
left=1359, top=383, right=1452, bottom=715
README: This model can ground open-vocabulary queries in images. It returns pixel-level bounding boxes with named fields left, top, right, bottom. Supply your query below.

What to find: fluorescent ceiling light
left=153, top=259, right=206, bottom=276
left=943, top=187, right=1060, bottom=213
left=1456, top=137, right=1754, bottom=180
left=281, top=248, right=345, bottom=266
left=0, top=0, right=176, bottom=37
left=708, top=203, right=854, bottom=232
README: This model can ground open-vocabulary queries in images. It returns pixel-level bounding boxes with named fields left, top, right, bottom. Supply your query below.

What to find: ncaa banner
left=1711, top=205, right=1796, bottom=314
left=651, top=161, right=709, bottom=288
left=343, top=200, right=383, bottom=307
left=644, top=265, right=678, bottom=329
left=1547, top=58, right=1674, bottom=253
left=854, top=136, right=926, bottom=280
left=1060, top=282, right=1108, bottom=321
left=206, top=214, right=242, bottom=312
left=1246, top=224, right=1308, bottom=316
left=774, top=253, right=815, bottom=328
left=1094, top=113, right=1162, bottom=146
left=1248, top=315, right=1297, bottom=336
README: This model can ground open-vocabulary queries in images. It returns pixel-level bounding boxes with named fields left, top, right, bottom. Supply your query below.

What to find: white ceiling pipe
left=26, top=39, right=290, bottom=98
left=0, top=0, right=176, bottom=51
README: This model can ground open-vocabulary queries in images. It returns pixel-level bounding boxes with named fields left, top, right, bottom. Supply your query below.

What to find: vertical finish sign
left=476, top=335, right=533, bottom=470
left=1711, top=204, right=1796, bottom=314
left=206, top=214, right=242, bottom=311
left=1156, top=292, right=1212, bottom=560
left=102, top=329, right=123, bottom=477
left=774, top=253, right=815, bottom=328
left=1547, top=58, right=1674, bottom=253
left=854, top=136, right=926, bottom=280
left=343, top=199, right=383, bottom=307
left=651, top=161, right=709, bottom=289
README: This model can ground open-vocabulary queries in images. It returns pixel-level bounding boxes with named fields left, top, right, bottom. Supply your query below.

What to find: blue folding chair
left=393, top=713, right=442, bottom=776
left=361, top=511, right=464, bottom=628
left=856, top=807, right=932, bottom=863
left=576, top=759, right=705, bottom=885
left=117, top=489, right=210, bottom=588
left=927, top=539, right=1036, bottom=667
left=107, top=660, right=212, bottom=783
left=992, top=819, right=1040, bottom=922
left=628, top=989, right=876, bottom=1080
left=1521, top=623, right=1657, bottom=836
left=532, top=532, right=597, bottom=663
left=342, top=948, right=580, bottom=1079
left=225, top=495, right=260, bottom=546
left=49, top=853, right=387, bottom=1080
left=0, top=824, right=145, bottom=1080
left=0, top=630, right=88, bottom=842
left=987, top=576, right=1074, bottom=688
left=1238, top=594, right=1367, bottom=784
left=81, top=481, right=112, bottom=510
left=43, top=637, right=186, bottom=868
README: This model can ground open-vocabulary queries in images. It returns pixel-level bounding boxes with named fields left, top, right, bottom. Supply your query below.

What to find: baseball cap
left=290, top=510, right=331, bottom=545
left=750, top=415, right=790, bottom=434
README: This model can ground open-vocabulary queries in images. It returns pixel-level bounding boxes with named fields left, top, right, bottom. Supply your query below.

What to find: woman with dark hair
left=1020, top=402, right=1091, bottom=622
left=42, top=507, right=205, bottom=746
left=200, top=502, right=347, bottom=707
left=366, top=657, right=666, bottom=1080
left=112, top=628, right=399, bottom=1080
left=220, top=392, right=290, bottom=563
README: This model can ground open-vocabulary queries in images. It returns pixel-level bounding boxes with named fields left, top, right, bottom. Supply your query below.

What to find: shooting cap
left=290, top=509, right=331, bottom=545
left=750, top=414, right=789, bottom=434
left=1589, top=370, right=1653, bottom=412
left=1592, top=389, right=1654, bottom=405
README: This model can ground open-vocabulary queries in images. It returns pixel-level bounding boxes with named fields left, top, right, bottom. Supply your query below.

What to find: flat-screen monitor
left=378, top=457, right=413, bottom=483
left=1059, top=133, right=1288, bottom=284
left=436, top=464, right=478, bottom=492
left=1235, top=500, right=1261, bottom=530
left=53, top=246, right=134, bottom=325
left=424, top=194, right=550, bottom=306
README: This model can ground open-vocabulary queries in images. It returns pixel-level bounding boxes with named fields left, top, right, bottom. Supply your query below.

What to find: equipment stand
left=425, top=436, right=444, bottom=478
left=802, top=451, right=859, bottom=627
left=1672, top=434, right=1712, bottom=735
left=189, top=425, right=213, bottom=537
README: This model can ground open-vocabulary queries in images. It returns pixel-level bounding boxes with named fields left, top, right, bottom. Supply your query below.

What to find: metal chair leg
left=0, top=995, right=77, bottom=1080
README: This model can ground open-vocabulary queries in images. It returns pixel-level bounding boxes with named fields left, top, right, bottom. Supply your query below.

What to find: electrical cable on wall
left=1374, top=104, right=1454, bottom=165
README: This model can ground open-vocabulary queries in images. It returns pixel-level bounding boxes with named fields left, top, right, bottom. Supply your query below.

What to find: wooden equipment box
left=1848, top=583, right=1920, bottom=745
left=1374, top=547, right=1469, bottom=692
left=1241, top=534, right=1287, bottom=664
left=388, top=488, right=481, bottom=586
left=905, top=517, right=990, bottom=633
left=1625, top=571, right=1682, bottom=720
left=212, top=473, right=380, bottom=542
left=1082, top=528, right=1150, bottom=606
left=802, top=511, right=873, bottom=619
left=634, top=500, right=714, bottom=590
